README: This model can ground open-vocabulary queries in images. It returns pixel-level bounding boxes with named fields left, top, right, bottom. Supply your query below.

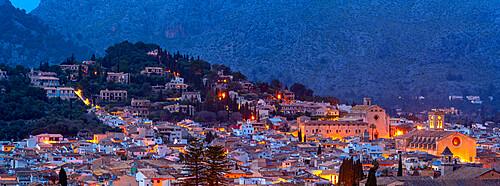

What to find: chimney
left=364, top=97, right=371, bottom=105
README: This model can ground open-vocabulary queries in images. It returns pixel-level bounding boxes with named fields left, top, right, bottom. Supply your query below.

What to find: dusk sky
left=10, top=0, right=40, bottom=13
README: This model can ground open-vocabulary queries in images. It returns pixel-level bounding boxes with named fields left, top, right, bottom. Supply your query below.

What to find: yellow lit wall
left=437, top=132, right=476, bottom=163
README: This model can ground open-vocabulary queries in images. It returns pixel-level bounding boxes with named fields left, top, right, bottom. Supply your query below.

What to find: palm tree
left=369, top=124, right=376, bottom=140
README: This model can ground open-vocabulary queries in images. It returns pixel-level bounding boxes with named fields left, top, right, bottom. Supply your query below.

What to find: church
left=395, top=111, right=476, bottom=163
left=298, top=98, right=390, bottom=141
left=395, top=130, right=476, bottom=163
left=341, top=98, right=390, bottom=139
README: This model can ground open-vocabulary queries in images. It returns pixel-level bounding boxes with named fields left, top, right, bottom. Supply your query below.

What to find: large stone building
left=341, top=98, right=390, bottom=139
left=395, top=130, right=476, bottom=163
left=107, top=72, right=130, bottom=84
left=100, top=89, right=128, bottom=102
left=140, top=67, right=166, bottom=76
left=30, top=76, right=60, bottom=87
left=44, top=87, right=77, bottom=100
left=298, top=116, right=369, bottom=140
left=180, top=92, right=201, bottom=102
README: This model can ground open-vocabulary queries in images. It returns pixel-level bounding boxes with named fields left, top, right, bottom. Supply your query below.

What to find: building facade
left=395, top=130, right=476, bottom=163
left=44, top=87, right=77, bottom=100
left=343, top=98, right=390, bottom=139
left=298, top=117, right=369, bottom=140
left=100, top=89, right=128, bottom=102
left=140, top=67, right=166, bottom=76
left=30, top=76, right=60, bottom=87
left=107, top=72, right=130, bottom=84
left=180, top=92, right=201, bottom=102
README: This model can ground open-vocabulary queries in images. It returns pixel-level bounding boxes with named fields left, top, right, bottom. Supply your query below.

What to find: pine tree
left=59, top=167, right=68, bottom=186
left=203, top=145, right=230, bottom=186
left=179, top=139, right=205, bottom=186
left=317, top=144, right=322, bottom=155
left=91, top=54, right=96, bottom=61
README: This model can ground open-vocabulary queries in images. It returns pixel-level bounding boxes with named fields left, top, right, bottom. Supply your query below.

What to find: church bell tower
left=440, top=147, right=454, bottom=175
left=428, top=110, right=445, bottom=130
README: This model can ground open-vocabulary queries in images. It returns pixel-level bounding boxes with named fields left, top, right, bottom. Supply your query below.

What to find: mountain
left=26, top=0, right=500, bottom=101
left=0, top=0, right=90, bottom=67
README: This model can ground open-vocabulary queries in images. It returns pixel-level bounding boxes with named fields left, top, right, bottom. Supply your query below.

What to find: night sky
left=10, top=0, right=40, bottom=13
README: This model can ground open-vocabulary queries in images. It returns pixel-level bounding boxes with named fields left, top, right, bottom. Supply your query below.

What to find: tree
left=369, top=124, right=377, bottom=140
left=232, top=72, right=247, bottom=82
left=195, top=111, right=217, bottom=122
left=77, top=65, right=83, bottom=81
left=179, top=139, right=205, bottom=186
left=203, top=145, right=230, bottom=185
left=338, top=158, right=363, bottom=186
left=397, top=153, right=403, bottom=176
left=339, top=158, right=354, bottom=186
left=270, top=79, right=282, bottom=90
left=367, top=160, right=379, bottom=186
left=205, top=131, right=214, bottom=144
left=290, top=83, right=314, bottom=99
left=91, top=54, right=96, bottom=61
left=317, top=144, right=322, bottom=155
left=298, top=130, right=302, bottom=142
left=157, top=89, right=163, bottom=101
left=59, top=167, right=68, bottom=186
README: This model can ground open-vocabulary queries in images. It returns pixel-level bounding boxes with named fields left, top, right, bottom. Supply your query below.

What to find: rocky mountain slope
left=26, top=0, right=500, bottom=100
left=0, top=0, right=91, bottom=67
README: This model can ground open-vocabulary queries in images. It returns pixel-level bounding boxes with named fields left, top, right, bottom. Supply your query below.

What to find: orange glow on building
left=251, top=116, right=255, bottom=120
left=395, top=130, right=403, bottom=136
left=277, top=94, right=282, bottom=99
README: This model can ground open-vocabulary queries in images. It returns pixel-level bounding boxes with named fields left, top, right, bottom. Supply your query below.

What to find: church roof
left=394, top=130, right=455, bottom=140
left=441, top=147, right=453, bottom=155
left=350, top=105, right=376, bottom=111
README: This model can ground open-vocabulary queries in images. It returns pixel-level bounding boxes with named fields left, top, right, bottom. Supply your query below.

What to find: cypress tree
left=77, top=65, right=83, bottom=81
left=397, top=153, right=403, bottom=176
left=298, top=130, right=302, bottom=142
left=367, top=160, right=379, bottom=186
left=317, top=144, right=322, bottom=155
left=59, top=167, right=67, bottom=186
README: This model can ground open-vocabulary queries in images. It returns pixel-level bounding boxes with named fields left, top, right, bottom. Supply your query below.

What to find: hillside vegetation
left=29, top=0, right=499, bottom=103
